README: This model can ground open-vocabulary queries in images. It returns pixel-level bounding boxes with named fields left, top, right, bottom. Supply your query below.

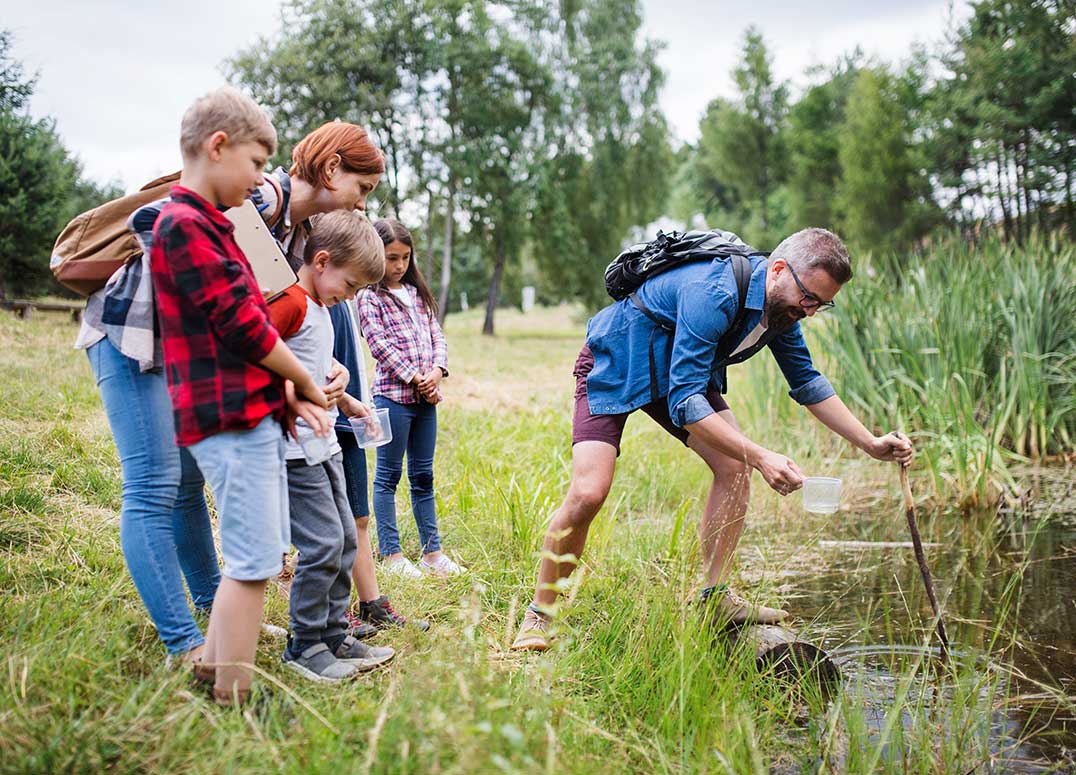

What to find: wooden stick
left=900, top=464, right=950, bottom=659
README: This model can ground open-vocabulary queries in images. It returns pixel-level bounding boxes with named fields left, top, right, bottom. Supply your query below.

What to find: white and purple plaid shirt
left=356, top=283, right=447, bottom=404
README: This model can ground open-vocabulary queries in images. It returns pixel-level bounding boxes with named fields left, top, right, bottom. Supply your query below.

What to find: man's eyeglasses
left=786, top=262, right=836, bottom=311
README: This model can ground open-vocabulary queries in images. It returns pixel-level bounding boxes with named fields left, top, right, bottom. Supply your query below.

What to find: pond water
left=783, top=467, right=1076, bottom=773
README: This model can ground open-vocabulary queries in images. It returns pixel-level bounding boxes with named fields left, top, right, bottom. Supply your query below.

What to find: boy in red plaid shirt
left=150, top=87, right=331, bottom=706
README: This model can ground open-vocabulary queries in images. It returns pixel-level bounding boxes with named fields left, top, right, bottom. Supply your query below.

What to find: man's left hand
left=868, top=431, right=914, bottom=465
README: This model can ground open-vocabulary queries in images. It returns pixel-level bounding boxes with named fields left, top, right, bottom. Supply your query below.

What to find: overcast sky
left=3, top=0, right=971, bottom=192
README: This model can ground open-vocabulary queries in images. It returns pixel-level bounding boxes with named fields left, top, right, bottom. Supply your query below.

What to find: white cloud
left=3, top=0, right=971, bottom=189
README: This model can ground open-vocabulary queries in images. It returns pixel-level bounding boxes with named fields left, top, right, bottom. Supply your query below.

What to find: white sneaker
left=383, top=556, right=424, bottom=578
left=419, top=554, right=467, bottom=576
left=260, top=622, right=288, bottom=639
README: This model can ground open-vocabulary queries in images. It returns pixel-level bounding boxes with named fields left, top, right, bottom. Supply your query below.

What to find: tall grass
left=820, top=233, right=1076, bottom=507
left=0, top=309, right=1066, bottom=773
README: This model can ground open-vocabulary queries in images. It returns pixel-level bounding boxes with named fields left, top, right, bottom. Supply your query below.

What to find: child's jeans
left=87, top=338, right=220, bottom=656
left=188, top=415, right=290, bottom=581
left=286, top=453, right=357, bottom=645
left=336, top=428, right=370, bottom=518
left=372, top=396, right=440, bottom=557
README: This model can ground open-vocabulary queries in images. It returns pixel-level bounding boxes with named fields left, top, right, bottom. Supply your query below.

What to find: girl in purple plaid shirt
left=356, top=220, right=465, bottom=578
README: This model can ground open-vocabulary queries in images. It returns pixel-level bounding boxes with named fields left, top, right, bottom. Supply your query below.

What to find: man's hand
left=294, top=374, right=329, bottom=410
left=324, top=361, right=350, bottom=408
left=867, top=431, right=914, bottom=465
left=284, top=380, right=333, bottom=440
left=752, top=450, right=805, bottom=496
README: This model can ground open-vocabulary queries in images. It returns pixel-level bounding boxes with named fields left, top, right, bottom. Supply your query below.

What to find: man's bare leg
left=512, top=441, right=616, bottom=651
left=688, top=409, right=751, bottom=587
left=688, top=409, right=787, bottom=624
left=532, top=441, right=617, bottom=610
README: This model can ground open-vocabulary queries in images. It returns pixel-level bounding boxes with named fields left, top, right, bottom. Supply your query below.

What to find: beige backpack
left=50, top=172, right=284, bottom=296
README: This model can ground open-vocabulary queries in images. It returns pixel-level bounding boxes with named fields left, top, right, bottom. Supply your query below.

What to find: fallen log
left=730, top=624, right=841, bottom=688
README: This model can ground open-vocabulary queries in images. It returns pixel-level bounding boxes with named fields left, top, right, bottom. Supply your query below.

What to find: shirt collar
left=745, top=257, right=769, bottom=311
left=169, top=185, right=234, bottom=232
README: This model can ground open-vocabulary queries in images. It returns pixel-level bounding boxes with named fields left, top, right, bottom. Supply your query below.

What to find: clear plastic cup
left=803, top=477, right=841, bottom=514
left=299, top=432, right=334, bottom=465
left=349, top=408, right=392, bottom=449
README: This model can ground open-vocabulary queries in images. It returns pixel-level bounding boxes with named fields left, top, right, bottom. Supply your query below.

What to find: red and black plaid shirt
left=150, top=186, right=284, bottom=447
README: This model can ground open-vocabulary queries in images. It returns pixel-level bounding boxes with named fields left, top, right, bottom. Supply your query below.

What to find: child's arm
left=338, top=393, right=372, bottom=418
left=163, top=215, right=325, bottom=406
left=356, top=290, right=419, bottom=384
left=260, top=341, right=328, bottom=408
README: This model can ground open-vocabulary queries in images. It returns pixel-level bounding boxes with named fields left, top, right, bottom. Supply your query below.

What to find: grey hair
left=770, top=228, right=852, bottom=284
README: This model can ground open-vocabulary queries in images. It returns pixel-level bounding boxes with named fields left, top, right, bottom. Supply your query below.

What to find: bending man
left=512, top=228, right=913, bottom=651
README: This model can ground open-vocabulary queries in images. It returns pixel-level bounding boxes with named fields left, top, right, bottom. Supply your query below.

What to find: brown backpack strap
left=264, top=173, right=286, bottom=230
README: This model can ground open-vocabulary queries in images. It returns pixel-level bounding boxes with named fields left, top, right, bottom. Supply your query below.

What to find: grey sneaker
left=281, top=642, right=360, bottom=683
left=331, top=634, right=395, bottom=671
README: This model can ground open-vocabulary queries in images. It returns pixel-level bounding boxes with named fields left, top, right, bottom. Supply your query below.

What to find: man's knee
left=354, top=516, right=370, bottom=531
left=563, top=478, right=610, bottom=521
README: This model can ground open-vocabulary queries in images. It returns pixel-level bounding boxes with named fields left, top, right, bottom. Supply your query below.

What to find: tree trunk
left=424, top=185, right=436, bottom=280
left=482, top=234, right=507, bottom=336
left=996, top=144, right=1013, bottom=240
left=436, top=177, right=456, bottom=325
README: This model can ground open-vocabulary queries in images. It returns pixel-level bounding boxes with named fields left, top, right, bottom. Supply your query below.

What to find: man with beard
left=512, top=227, right=914, bottom=651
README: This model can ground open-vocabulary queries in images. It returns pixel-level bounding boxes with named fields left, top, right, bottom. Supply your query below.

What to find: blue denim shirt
left=584, top=256, right=835, bottom=427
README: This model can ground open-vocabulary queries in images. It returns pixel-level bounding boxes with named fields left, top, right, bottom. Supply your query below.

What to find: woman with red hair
left=252, top=121, right=429, bottom=634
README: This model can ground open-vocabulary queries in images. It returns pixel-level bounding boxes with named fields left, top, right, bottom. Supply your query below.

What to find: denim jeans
left=188, top=415, right=290, bottom=581
left=337, top=429, right=370, bottom=518
left=372, top=397, right=440, bottom=557
left=87, top=338, right=220, bottom=655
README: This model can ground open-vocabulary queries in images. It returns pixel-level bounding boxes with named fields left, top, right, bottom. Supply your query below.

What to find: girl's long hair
left=373, top=219, right=438, bottom=317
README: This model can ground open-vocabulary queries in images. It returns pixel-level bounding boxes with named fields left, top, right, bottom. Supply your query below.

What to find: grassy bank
left=0, top=304, right=1065, bottom=773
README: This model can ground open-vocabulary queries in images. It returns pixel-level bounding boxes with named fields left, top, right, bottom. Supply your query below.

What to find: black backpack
left=604, top=228, right=773, bottom=404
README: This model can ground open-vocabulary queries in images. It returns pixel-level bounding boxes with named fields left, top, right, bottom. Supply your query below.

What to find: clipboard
left=225, top=199, right=297, bottom=299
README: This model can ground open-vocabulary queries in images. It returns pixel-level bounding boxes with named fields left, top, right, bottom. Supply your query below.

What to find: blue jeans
left=372, top=397, right=440, bottom=557
left=87, top=338, right=220, bottom=655
left=337, top=428, right=370, bottom=518
left=188, top=416, right=290, bottom=581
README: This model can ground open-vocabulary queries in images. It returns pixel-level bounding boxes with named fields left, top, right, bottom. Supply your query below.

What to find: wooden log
left=731, top=624, right=841, bottom=688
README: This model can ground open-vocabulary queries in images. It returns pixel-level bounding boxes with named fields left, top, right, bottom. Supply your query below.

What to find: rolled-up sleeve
left=769, top=323, right=836, bottom=405
left=668, top=282, right=737, bottom=427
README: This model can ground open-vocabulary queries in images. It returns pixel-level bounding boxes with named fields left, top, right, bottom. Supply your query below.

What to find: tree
left=0, top=31, right=118, bottom=298
left=928, top=0, right=1076, bottom=238
left=532, top=0, right=672, bottom=310
left=696, top=28, right=788, bottom=245
left=835, top=67, right=937, bottom=253
left=783, top=53, right=863, bottom=232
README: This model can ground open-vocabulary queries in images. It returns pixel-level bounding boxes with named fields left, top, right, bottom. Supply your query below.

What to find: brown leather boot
left=510, top=608, right=551, bottom=651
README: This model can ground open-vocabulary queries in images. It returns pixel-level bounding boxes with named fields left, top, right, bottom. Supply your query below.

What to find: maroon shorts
left=571, top=346, right=730, bottom=456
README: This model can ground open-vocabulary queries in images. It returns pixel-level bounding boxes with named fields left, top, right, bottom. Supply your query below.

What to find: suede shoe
left=281, top=642, right=359, bottom=683
left=700, top=586, right=789, bottom=627
left=510, top=608, right=551, bottom=652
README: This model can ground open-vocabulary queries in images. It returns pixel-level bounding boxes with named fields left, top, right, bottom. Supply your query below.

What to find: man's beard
left=763, top=297, right=806, bottom=334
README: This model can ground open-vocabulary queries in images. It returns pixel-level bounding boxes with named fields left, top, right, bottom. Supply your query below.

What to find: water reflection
left=780, top=468, right=1076, bottom=772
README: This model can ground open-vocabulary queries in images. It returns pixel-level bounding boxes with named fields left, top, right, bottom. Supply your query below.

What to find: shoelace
left=381, top=600, right=406, bottom=623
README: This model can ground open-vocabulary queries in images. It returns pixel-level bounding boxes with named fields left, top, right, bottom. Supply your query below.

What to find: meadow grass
left=0, top=305, right=1060, bottom=774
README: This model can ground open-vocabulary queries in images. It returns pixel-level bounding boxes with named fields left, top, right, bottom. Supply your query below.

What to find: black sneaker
left=359, top=595, right=430, bottom=632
